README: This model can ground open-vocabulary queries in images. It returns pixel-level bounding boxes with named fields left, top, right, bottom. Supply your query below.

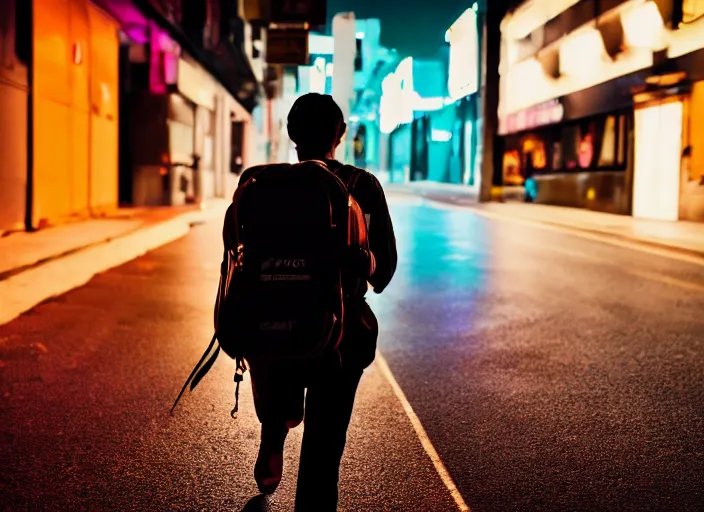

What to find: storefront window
left=545, top=113, right=628, bottom=173
left=578, top=122, right=597, bottom=169
left=521, top=136, right=547, bottom=171
left=503, top=150, right=523, bottom=185
left=617, top=114, right=627, bottom=166
left=552, top=141, right=562, bottom=170
left=598, top=116, right=617, bottom=167
left=562, top=125, right=580, bottom=170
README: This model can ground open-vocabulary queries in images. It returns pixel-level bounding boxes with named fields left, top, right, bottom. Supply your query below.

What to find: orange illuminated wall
left=687, top=82, right=704, bottom=184
left=33, top=0, right=74, bottom=227
left=32, top=0, right=118, bottom=228
left=680, top=81, right=704, bottom=222
left=88, top=3, right=119, bottom=214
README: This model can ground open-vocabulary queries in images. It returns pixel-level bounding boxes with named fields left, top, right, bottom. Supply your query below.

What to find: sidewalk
left=0, top=200, right=229, bottom=326
left=385, top=181, right=704, bottom=258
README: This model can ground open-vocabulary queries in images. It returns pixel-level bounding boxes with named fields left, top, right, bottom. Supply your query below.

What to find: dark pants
left=249, top=359, right=363, bottom=511
left=248, top=300, right=378, bottom=511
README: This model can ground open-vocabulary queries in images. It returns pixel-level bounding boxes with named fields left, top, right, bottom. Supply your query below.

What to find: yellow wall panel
left=34, top=0, right=70, bottom=106
left=70, top=110, right=90, bottom=214
left=33, top=0, right=84, bottom=226
left=33, top=98, right=71, bottom=226
left=680, top=81, right=704, bottom=221
left=88, top=4, right=119, bottom=212
left=89, top=115, right=118, bottom=211
left=32, top=0, right=118, bottom=224
left=689, top=82, right=704, bottom=181
left=69, top=0, right=90, bottom=113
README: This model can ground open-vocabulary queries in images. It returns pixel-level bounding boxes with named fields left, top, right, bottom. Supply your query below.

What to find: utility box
left=266, top=29, right=309, bottom=64
left=269, top=0, right=327, bottom=26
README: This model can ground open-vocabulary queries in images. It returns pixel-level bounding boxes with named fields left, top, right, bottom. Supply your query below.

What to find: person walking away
left=222, top=93, right=397, bottom=510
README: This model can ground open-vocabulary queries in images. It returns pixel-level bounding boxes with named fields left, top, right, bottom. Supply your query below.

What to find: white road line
left=375, top=351, right=471, bottom=512
left=629, top=269, right=704, bottom=293
left=518, top=239, right=704, bottom=294
left=420, top=198, right=704, bottom=269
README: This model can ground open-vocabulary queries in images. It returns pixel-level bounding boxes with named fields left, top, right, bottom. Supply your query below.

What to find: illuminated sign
left=622, top=1, right=666, bottom=51
left=503, top=99, right=564, bottom=134
left=379, top=57, right=415, bottom=134
left=309, top=57, right=326, bottom=93
left=431, top=129, right=452, bottom=142
left=559, top=28, right=609, bottom=79
left=447, top=8, right=479, bottom=101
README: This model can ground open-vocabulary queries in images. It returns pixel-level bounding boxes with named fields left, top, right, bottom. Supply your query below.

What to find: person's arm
left=346, top=198, right=376, bottom=280
left=364, top=173, right=397, bottom=293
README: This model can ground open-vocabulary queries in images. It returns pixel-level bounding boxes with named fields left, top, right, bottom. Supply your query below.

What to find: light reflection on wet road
left=373, top=196, right=704, bottom=512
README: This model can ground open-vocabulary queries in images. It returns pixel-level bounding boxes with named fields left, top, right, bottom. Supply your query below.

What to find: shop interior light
left=431, top=129, right=453, bottom=142
left=412, top=95, right=445, bottom=111
left=502, top=0, right=582, bottom=40
left=621, top=0, right=667, bottom=51
left=559, top=28, right=610, bottom=78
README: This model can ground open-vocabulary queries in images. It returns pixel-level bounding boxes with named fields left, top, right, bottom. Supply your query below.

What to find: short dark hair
left=287, top=93, right=346, bottom=158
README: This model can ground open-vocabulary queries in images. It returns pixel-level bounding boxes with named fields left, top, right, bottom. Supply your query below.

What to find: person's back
left=222, top=93, right=397, bottom=511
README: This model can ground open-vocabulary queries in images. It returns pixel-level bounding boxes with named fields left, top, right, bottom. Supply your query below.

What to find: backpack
left=171, top=160, right=368, bottom=418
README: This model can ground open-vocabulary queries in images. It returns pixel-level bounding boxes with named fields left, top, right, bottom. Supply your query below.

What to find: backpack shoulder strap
left=334, top=165, right=365, bottom=193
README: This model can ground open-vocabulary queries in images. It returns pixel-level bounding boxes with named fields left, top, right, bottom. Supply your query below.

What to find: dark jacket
left=323, top=159, right=397, bottom=295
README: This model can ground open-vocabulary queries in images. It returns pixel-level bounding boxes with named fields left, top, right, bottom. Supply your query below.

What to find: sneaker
left=254, top=444, right=284, bottom=494
left=254, top=424, right=287, bottom=494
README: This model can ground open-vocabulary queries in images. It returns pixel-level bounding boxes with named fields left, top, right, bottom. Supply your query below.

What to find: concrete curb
left=0, top=206, right=226, bottom=327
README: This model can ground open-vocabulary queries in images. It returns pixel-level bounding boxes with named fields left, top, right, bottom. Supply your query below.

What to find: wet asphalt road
left=1, top=194, right=703, bottom=512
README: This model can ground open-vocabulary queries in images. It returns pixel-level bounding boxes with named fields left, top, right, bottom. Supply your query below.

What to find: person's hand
left=345, top=245, right=374, bottom=277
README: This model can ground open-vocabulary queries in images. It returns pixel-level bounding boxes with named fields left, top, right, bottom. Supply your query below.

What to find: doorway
left=633, top=99, right=683, bottom=221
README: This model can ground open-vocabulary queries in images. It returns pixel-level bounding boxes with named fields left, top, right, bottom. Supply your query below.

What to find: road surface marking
left=629, top=269, right=704, bottom=293
left=375, top=351, right=471, bottom=512
left=421, top=199, right=704, bottom=269
left=537, top=245, right=704, bottom=294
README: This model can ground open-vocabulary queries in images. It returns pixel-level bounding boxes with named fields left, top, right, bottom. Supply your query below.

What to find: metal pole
left=25, top=0, right=35, bottom=231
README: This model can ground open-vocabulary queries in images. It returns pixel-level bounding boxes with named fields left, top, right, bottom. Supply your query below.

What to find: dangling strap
left=170, top=334, right=221, bottom=415
left=230, top=357, right=248, bottom=419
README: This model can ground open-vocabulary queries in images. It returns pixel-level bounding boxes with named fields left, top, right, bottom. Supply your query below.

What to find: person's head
left=287, top=93, right=347, bottom=161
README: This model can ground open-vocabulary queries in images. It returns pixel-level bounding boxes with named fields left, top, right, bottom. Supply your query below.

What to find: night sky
left=327, top=0, right=471, bottom=58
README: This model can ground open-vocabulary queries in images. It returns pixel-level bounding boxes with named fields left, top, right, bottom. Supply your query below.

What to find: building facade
left=372, top=6, right=484, bottom=187
left=0, top=0, right=262, bottom=234
left=498, top=0, right=704, bottom=221
left=116, top=0, right=259, bottom=207
left=0, top=0, right=30, bottom=233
